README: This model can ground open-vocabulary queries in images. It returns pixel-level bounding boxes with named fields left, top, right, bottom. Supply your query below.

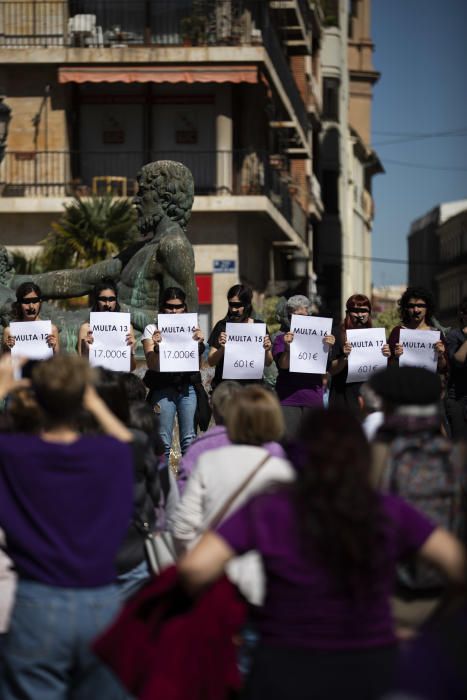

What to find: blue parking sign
left=213, top=260, right=236, bottom=273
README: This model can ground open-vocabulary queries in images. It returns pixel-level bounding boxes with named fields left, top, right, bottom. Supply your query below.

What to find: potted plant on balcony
left=180, top=1, right=209, bottom=46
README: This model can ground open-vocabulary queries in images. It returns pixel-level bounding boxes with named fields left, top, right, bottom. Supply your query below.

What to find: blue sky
left=370, top=0, right=467, bottom=287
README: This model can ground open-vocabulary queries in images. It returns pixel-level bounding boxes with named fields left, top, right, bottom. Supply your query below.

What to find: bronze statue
left=0, top=161, right=198, bottom=349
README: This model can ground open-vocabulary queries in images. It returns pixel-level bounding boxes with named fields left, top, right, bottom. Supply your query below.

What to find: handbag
left=193, top=381, right=212, bottom=431
left=136, top=452, right=271, bottom=577
left=134, top=518, right=177, bottom=576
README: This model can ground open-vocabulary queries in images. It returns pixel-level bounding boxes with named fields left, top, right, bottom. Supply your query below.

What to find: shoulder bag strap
left=209, top=452, right=271, bottom=530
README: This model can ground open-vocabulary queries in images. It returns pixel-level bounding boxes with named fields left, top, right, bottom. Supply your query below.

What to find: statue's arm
left=12, top=259, right=122, bottom=299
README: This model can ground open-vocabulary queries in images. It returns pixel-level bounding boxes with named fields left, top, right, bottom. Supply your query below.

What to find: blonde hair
left=225, top=385, right=284, bottom=445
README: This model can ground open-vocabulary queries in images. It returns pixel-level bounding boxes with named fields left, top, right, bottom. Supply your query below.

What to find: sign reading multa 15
left=213, top=260, right=236, bottom=273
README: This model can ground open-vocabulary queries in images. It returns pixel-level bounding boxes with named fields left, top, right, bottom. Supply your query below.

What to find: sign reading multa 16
left=213, top=260, right=236, bottom=273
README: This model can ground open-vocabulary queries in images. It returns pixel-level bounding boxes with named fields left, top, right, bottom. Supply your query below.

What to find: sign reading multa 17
left=213, top=260, right=236, bottom=273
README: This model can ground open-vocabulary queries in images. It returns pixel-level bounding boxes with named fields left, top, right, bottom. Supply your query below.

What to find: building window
left=323, top=78, right=339, bottom=121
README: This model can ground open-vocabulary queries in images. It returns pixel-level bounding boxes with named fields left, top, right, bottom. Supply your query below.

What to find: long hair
left=398, top=286, right=435, bottom=326
left=342, top=294, right=372, bottom=331
left=89, top=278, right=121, bottom=312
left=226, top=284, right=253, bottom=322
left=11, top=281, right=42, bottom=320
left=92, top=367, right=129, bottom=424
left=290, top=408, right=385, bottom=596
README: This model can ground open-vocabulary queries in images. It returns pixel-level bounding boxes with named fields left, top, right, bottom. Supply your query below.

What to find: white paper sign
left=158, top=313, right=199, bottom=373
left=223, top=322, right=266, bottom=380
left=289, top=315, right=333, bottom=375
left=346, top=328, right=388, bottom=383
left=10, top=320, right=53, bottom=360
left=89, top=312, right=132, bottom=372
left=399, top=328, right=440, bottom=372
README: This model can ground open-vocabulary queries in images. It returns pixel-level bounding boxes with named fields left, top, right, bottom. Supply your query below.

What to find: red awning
left=58, top=65, right=259, bottom=84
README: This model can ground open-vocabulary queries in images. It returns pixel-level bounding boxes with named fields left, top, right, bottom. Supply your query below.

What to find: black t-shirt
left=208, top=318, right=267, bottom=389
left=329, top=325, right=362, bottom=415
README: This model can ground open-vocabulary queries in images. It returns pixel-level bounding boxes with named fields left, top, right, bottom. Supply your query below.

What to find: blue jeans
left=1, top=580, right=127, bottom=700
left=117, top=560, right=150, bottom=602
left=148, top=384, right=197, bottom=459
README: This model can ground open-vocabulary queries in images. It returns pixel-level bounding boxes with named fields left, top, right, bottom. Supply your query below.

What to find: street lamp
left=0, top=95, right=12, bottom=164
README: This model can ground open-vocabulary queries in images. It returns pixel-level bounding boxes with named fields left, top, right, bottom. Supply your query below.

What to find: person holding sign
left=208, top=284, right=272, bottom=390
left=272, top=295, right=335, bottom=438
left=388, top=287, right=447, bottom=373
left=330, top=294, right=390, bottom=415
left=2, top=282, right=59, bottom=356
left=77, top=279, right=137, bottom=371
left=142, top=287, right=204, bottom=459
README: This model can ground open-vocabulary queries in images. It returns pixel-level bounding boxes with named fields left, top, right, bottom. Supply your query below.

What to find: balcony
left=0, top=0, right=273, bottom=48
left=0, top=148, right=306, bottom=238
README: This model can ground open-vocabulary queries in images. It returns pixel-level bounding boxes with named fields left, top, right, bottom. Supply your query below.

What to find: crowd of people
left=0, top=278, right=466, bottom=699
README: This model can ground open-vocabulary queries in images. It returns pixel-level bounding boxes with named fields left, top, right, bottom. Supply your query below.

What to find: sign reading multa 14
left=213, top=260, right=236, bottom=273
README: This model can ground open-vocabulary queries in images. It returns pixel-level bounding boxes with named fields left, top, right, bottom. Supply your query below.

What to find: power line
left=382, top=158, right=467, bottom=172
left=373, top=127, right=467, bottom=147
left=319, top=251, right=434, bottom=267
left=373, top=127, right=467, bottom=137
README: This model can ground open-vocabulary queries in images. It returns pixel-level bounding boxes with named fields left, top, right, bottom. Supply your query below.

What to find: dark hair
left=128, top=401, right=165, bottom=456
left=90, top=278, right=120, bottom=312
left=290, top=408, right=385, bottom=596
left=6, top=387, right=44, bottom=433
left=120, top=372, right=147, bottom=403
left=92, top=368, right=129, bottom=424
left=398, top=286, right=435, bottom=326
left=226, top=284, right=253, bottom=321
left=12, top=281, right=42, bottom=320
left=343, top=294, right=372, bottom=331
left=159, top=286, right=187, bottom=312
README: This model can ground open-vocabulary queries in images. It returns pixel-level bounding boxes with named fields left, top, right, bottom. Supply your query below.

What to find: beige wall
left=193, top=244, right=238, bottom=324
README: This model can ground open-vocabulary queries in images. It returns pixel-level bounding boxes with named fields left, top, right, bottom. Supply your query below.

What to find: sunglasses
left=228, top=301, right=244, bottom=309
left=406, top=303, right=427, bottom=309
left=20, top=297, right=41, bottom=304
left=164, top=302, right=185, bottom=310
left=347, top=307, right=370, bottom=314
left=97, top=296, right=117, bottom=303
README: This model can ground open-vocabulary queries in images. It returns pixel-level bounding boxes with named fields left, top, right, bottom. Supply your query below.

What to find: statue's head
left=134, top=160, right=195, bottom=237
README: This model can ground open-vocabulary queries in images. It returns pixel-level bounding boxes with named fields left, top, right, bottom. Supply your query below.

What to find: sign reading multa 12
left=213, top=260, right=236, bottom=273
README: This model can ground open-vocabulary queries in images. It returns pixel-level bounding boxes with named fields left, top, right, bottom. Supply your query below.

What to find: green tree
left=39, top=196, right=138, bottom=270
left=374, top=307, right=400, bottom=336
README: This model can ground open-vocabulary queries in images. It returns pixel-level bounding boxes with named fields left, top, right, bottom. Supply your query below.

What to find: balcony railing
left=0, top=148, right=305, bottom=238
left=0, top=0, right=270, bottom=48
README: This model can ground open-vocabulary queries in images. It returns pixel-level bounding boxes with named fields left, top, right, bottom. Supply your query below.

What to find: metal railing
left=0, top=0, right=275, bottom=48
left=256, top=3, right=310, bottom=137
left=0, top=148, right=306, bottom=238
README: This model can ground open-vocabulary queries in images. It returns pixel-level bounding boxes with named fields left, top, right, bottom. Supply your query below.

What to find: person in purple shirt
left=179, top=408, right=466, bottom=700
left=0, top=354, right=134, bottom=700
left=177, top=380, right=285, bottom=494
left=273, top=295, right=335, bottom=439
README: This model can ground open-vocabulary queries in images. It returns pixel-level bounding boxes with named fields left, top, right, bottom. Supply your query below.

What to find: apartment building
left=314, top=0, right=381, bottom=318
left=408, top=199, right=467, bottom=328
left=0, top=0, right=325, bottom=331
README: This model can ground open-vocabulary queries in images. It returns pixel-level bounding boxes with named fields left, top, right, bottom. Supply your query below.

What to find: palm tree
left=39, top=196, right=138, bottom=270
